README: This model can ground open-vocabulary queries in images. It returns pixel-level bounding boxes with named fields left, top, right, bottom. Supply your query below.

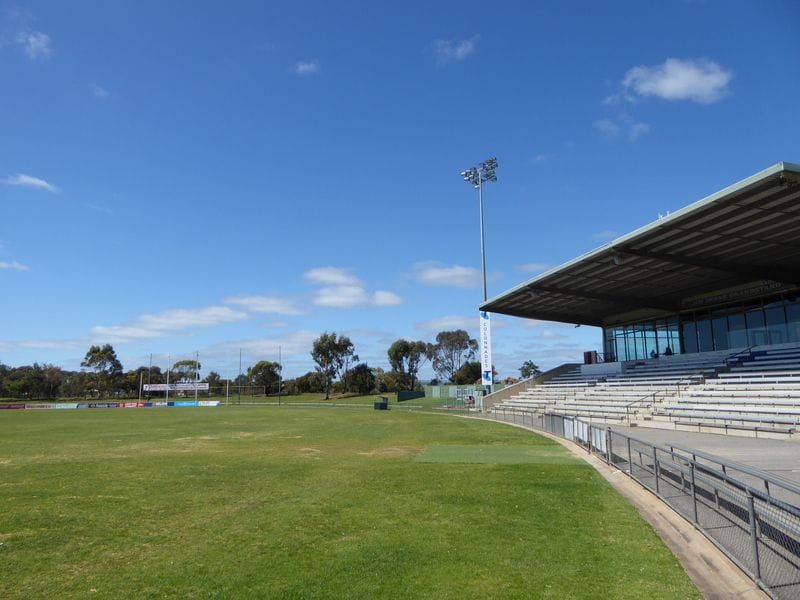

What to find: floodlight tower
left=460, top=157, right=498, bottom=394
left=460, top=157, right=497, bottom=302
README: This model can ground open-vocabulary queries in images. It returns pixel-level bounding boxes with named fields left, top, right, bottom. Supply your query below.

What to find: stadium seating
left=490, top=344, right=800, bottom=438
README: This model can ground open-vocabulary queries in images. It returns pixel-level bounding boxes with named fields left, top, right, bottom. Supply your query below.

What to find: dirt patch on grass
left=298, top=447, right=321, bottom=457
left=357, top=447, right=417, bottom=458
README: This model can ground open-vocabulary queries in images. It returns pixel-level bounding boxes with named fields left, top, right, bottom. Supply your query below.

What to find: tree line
left=0, top=331, right=541, bottom=400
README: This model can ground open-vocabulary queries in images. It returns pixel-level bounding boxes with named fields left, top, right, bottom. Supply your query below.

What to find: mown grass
left=0, top=407, right=699, bottom=599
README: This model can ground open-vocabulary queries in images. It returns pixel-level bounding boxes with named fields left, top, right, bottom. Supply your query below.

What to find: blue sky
left=1, top=1, right=799, bottom=380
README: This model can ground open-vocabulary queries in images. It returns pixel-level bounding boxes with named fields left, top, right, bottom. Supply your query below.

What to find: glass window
left=697, top=319, right=714, bottom=352
left=712, top=317, right=729, bottom=351
left=682, top=321, right=698, bottom=354
left=764, top=303, right=787, bottom=345
left=746, top=308, right=767, bottom=345
left=666, top=317, right=681, bottom=354
left=728, top=313, right=747, bottom=348
left=786, top=299, right=800, bottom=343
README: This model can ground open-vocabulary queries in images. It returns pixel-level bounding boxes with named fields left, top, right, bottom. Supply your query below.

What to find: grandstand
left=482, top=162, right=800, bottom=439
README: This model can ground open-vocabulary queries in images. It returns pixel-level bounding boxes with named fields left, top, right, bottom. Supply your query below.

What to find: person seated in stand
left=650, top=349, right=658, bottom=359
left=664, top=346, right=674, bottom=356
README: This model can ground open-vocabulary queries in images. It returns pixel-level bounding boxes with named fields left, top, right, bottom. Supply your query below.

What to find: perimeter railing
left=487, top=406, right=800, bottom=600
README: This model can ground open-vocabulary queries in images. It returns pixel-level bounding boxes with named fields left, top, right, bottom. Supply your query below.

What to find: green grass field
left=0, top=407, right=699, bottom=599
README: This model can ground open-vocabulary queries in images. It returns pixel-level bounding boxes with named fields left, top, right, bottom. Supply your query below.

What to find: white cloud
left=18, top=30, right=52, bottom=60
left=0, top=260, right=28, bottom=271
left=19, top=339, right=80, bottom=350
left=303, top=267, right=401, bottom=309
left=224, top=294, right=304, bottom=316
left=89, top=83, right=110, bottom=99
left=516, top=262, right=551, bottom=274
left=137, top=306, right=247, bottom=330
left=530, top=154, right=547, bottom=165
left=294, top=60, right=320, bottom=75
left=433, top=35, right=479, bottom=65
left=2, top=173, right=59, bottom=193
left=209, top=330, right=319, bottom=358
left=412, top=262, right=480, bottom=289
left=416, top=315, right=478, bottom=333
left=304, top=266, right=361, bottom=286
left=313, top=285, right=370, bottom=308
left=622, top=58, right=732, bottom=104
left=372, top=290, right=403, bottom=306
left=91, top=305, right=249, bottom=343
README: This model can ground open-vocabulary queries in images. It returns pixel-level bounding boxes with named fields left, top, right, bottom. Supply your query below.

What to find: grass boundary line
left=465, top=415, right=768, bottom=600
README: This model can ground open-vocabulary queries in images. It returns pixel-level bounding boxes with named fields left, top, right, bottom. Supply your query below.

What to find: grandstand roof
left=481, top=162, right=800, bottom=327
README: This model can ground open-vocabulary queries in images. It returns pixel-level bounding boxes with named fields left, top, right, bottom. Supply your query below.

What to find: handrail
left=667, top=442, right=800, bottom=497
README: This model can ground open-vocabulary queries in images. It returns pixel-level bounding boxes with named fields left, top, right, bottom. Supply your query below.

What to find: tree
left=81, top=344, right=123, bottom=397
left=519, top=360, right=542, bottom=379
left=451, top=361, right=482, bottom=385
left=290, top=371, right=326, bottom=394
left=311, top=332, right=358, bottom=400
left=344, top=363, right=376, bottom=395
left=387, top=339, right=431, bottom=391
left=247, top=360, right=281, bottom=394
left=429, top=330, right=478, bottom=383
left=205, top=371, right=222, bottom=390
left=172, top=359, right=200, bottom=383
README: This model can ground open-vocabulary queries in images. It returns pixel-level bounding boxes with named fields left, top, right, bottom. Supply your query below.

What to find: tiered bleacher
left=652, top=345, right=800, bottom=438
left=491, top=344, right=800, bottom=438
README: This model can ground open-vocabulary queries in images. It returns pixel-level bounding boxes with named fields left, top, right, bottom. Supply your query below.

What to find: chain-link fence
left=488, top=406, right=800, bottom=600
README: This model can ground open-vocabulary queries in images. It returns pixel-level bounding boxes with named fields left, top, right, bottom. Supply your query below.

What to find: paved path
left=609, top=425, right=800, bottom=486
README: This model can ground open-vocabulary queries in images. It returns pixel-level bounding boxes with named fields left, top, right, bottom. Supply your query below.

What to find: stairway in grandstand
left=491, top=344, right=800, bottom=439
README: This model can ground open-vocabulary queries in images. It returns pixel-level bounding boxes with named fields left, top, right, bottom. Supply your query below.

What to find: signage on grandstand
left=143, top=383, right=210, bottom=392
left=479, top=311, right=492, bottom=386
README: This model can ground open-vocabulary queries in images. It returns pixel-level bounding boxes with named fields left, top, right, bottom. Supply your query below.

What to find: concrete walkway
left=610, top=425, right=800, bottom=486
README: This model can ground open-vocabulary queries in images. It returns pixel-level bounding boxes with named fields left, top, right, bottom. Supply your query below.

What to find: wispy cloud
left=294, top=59, right=320, bottom=76
left=0, top=10, right=52, bottom=60
left=530, top=154, right=548, bottom=165
left=416, top=315, right=478, bottom=333
left=91, top=305, right=249, bottom=343
left=224, top=294, right=304, bottom=316
left=0, top=260, right=28, bottom=271
left=2, top=173, right=59, bottom=193
left=208, top=330, right=320, bottom=359
left=433, top=35, right=479, bottom=65
left=85, top=203, right=113, bottom=214
left=594, top=118, right=620, bottom=137
left=621, top=58, right=732, bottom=104
left=594, top=114, right=650, bottom=142
left=18, top=30, right=51, bottom=59
left=89, top=83, right=110, bottom=99
left=411, top=261, right=480, bottom=289
left=416, top=314, right=507, bottom=334
left=304, top=266, right=360, bottom=286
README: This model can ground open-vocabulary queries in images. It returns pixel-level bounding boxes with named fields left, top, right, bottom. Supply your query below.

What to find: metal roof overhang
left=481, top=162, right=800, bottom=328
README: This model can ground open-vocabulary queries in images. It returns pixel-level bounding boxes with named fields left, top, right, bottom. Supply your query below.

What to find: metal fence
left=488, top=407, right=800, bottom=600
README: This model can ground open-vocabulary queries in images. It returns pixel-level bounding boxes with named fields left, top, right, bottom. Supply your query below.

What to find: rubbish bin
left=374, top=396, right=389, bottom=410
